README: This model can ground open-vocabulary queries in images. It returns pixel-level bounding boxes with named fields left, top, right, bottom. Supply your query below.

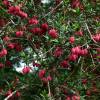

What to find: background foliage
left=0, top=0, right=100, bottom=100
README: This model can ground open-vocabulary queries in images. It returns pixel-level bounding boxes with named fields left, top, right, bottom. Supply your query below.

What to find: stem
left=85, top=22, right=97, bottom=43
left=4, top=85, right=28, bottom=100
left=48, top=82, right=52, bottom=100
left=43, top=1, right=63, bottom=18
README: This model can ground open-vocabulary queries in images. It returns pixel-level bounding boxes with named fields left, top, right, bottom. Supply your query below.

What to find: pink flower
left=92, top=33, right=100, bottom=42
left=72, top=95, right=80, bottom=100
left=75, top=30, right=83, bottom=36
left=2, top=49, right=7, bottom=55
left=39, top=69, right=46, bottom=78
left=69, top=36, right=75, bottom=44
left=3, top=0, right=11, bottom=7
left=71, top=46, right=88, bottom=56
left=47, top=75, right=52, bottom=81
left=18, top=11, right=28, bottom=18
left=66, top=96, right=71, bottom=100
left=80, top=49, right=88, bottom=56
left=60, top=60, right=68, bottom=68
left=48, top=29, right=58, bottom=39
left=16, top=31, right=24, bottom=37
left=0, top=49, right=7, bottom=57
left=41, top=23, right=48, bottom=30
left=29, top=18, right=38, bottom=25
left=71, top=46, right=81, bottom=55
left=41, top=77, right=48, bottom=83
left=69, top=54, right=78, bottom=61
left=8, top=6, right=20, bottom=15
left=7, top=43, right=15, bottom=49
left=8, top=6, right=28, bottom=18
left=22, top=66, right=30, bottom=74
left=3, top=36, right=10, bottom=41
left=31, top=27, right=41, bottom=35
left=53, top=47, right=63, bottom=57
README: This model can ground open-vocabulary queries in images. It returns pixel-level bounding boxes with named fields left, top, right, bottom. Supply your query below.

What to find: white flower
left=41, top=0, right=50, bottom=4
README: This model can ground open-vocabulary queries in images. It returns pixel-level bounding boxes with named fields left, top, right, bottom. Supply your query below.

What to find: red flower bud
left=3, top=0, right=11, bottom=7
left=0, top=49, right=7, bottom=57
left=69, top=36, right=75, bottom=44
left=18, top=11, right=28, bottom=18
left=39, top=69, right=46, bottom=78
left=16, top=31, right=24, bottom=37
left=7, top=43, right=15, bottom=49
left=29, top=18, right=38, bottom=25
left=75, top=30, right=83, bottom=36
left=72, top=95, right=80, bottom=100
left=66, top=96, right=71, bottom=100
left=80, top=49, right=88, bottom=56
left=48, top=29, right=58, bottom=39
left=92, top=33, right=100, bottom=42
left=53, top=47, right=63, bottom=57
left=60, top=60, right=68, bottom=68
left=31, top=27, right=41, bottom=35
left=2, top=49, right=7, bottom=55
left=22, top=66, right=30, bottom=74
left=47, top=75, right=52, bottom=81
left=41, top=23, right=48, bottom=30
left=8, top=6, right=20, bottom=15
left=69, top=54, right=78, bottom=61
left=71, top=46, right=81, bottom=55
left=42, top=77, right=48, bottom=83
left=3, top=36, right=10, bottom=41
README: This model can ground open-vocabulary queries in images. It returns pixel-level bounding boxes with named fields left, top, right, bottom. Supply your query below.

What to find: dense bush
left=0, top=0, right=100, bottom=100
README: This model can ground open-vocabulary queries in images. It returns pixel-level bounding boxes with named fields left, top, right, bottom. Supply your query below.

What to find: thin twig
left=88, top=48, right=96, bottom=68
left=85, top=22, right=97, bottom=43
left=43, top=1, right=63, bottom=18
left=48, top=82, right=52, bottom=100
left=4, top=85, right=28, bottom=100
left=4, top=91, right=17, bottom=100
left=0, top=21, right=11, bottom=35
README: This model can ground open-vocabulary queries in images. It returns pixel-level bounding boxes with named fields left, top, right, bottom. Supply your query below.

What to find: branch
left=0, top=21, right=11, bottom=35
left=85, top=22, right=97, bottom=43
left=4, top=91, right=17, bottom=100
left=48, top=82, right=52, bottom=100
left=4, top=85, right=28, bottom=100
left=43, top=1, right=63, bottom=18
